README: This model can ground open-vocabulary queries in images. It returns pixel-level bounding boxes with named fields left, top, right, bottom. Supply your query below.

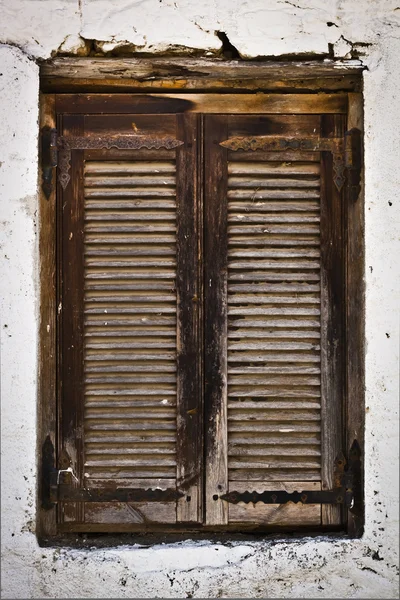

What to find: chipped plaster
left=0, top=0, right=399, bottom=59
left=0, top=0, right=399, bottom=598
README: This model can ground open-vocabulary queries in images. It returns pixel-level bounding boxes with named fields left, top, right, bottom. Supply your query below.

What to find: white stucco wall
left=0, top=1, right=399, bottom=598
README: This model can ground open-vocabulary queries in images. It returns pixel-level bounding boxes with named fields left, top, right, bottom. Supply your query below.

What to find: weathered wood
left=227, top=482, right=321, bottom=526
left=84, top=502, right=176, bottom=524
left=87, top=478, right=176, bottom=489
left=41, top=58, right=363, bottom=93
left=346, top=93, right=365, bottom=537
left=227, top=114, right=321, bottom=137
left=55, top=93, right=348, bottom=115
left=228, top=330, right=320, bottom=339
left=224, top=116, right=324, bottom=521
left=56, top=107, right=185, bottom=529
left=228, top=353, right=320, bottom=363
left=58, top=521, right=332, bottom=533
left=320, top=114, right=346, bottom=527
left=228, top=389, right=320, bottom=399
left=59, top=114, right=86, bottom=525
left=84, top=113, right=177, bottom=136
left=228, top=446, right=321, bottom=457
left=229, top=470, right=320, bottom=481
left=204, top=115, right=229, bottom=525
left=38, top=93, right=57, bottom=538
left=229, top=162, right=320, bottom=175
left=175, top=113, right=202, bottom=523
left=39, top=87, right=363, bottom=535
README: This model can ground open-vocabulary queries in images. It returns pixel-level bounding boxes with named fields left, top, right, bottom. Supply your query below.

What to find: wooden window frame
left=38, top=58, right=365, bottom=543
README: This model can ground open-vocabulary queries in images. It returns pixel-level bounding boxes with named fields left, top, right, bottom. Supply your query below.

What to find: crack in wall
left=279, top=0, right=316, bottom=10
left=215, top=31, right=241, bottom=59
left=0, top=40, right=37, bottom=62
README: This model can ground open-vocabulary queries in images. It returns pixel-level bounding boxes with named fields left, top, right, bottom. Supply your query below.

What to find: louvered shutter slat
left=84, top=159, right=178, bottom=483
left=227, top=155, right=322, bottom=513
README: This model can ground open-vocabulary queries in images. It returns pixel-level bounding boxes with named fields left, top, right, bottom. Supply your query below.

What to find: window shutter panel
left=58, top=110, right=202, bottom=530
left=204, top=114, right=345, bottom=528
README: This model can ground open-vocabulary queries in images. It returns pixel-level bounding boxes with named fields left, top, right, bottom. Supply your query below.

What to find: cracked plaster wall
left=0, top=0, right=399, bottom=58
left=0, top=0, right=399, bottom=598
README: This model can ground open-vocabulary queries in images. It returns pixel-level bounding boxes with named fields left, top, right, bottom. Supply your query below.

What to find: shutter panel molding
left=58, top=111, right=203, bottom=529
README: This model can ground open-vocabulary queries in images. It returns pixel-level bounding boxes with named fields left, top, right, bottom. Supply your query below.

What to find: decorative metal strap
left=51, top=484, right=184, bottom=503
left=220, top=135, right=346, bottom=192
left=57, top=134, right=184, bottom=190
left=220, top=136, right=342, bottom=153
left=220, top=450, right=356, bottom=508
left=220, top=488, right=352, bottom=506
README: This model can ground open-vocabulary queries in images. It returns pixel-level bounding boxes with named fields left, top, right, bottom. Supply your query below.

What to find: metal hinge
left=220, top=440, right=361, bottom=509
left=40, top=128, right=183, bottom=198
left=42, top=437, right=181, bottom=506
left=40, top=127, right=58, bottom=199
left=41, top=128, right=361, bottom=198
left=44, top=447, right=184, bottom=504
left=220, top=129, right=362, bottom=194
left=50, top=483, right=184, bottom=504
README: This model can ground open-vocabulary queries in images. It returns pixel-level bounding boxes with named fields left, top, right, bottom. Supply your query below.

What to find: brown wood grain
left=227, top=482, right=321, bottom=525
left=41, top=58, right=362, bottom=93
left=346, top=93, right=365, bottom=536
left=84, top=114, right=177, bottom=136
left=38, top=93, right=57, bottom=538
left=204, top=115, right=229, bottom=525
left=227, top=114, right=321, bottom=137
left=175, top=113, right=203, bottom=523
left=40, top=87, right=361, bottom=535
left=320, top=114, right=346, bottom=527
left=84, top=502, right=176, bottom=524
left=59, top=114, right=86, bottom=525
left=55, top=93, right=348, bottom=115
left=225, top=120, right=324, bottom=502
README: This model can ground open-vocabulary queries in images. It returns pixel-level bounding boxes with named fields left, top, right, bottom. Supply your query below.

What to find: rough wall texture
left=0, top=1, right=399, bottom=598
left=0, top=0, right=400, bottom=59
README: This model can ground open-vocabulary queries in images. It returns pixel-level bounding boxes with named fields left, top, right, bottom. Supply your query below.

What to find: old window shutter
left=51, top=92, right=356, bottom=533
left=204, top=114, right=345, bottom=527
left=58, top=110, right=202, bottom=530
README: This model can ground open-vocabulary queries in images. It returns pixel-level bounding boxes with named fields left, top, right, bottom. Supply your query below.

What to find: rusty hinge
left=50, top=484, right=184, bottom=503
left=41, top=435, right=58, bottom=510
left=42, top=435, right=184, bottom=506
left=220, top=441, right=361, bottom=508
left=220, top=131, right=362, bottom=194
left=41, top=126, right=58, bottom=199
left=40, top=129, right=184, bottom=197
left=57, top=134, right=184, bottom=190
left=48, top=464, right=184, bottom=503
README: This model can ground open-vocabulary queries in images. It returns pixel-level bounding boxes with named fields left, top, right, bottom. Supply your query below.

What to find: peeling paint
left=0, top=0, right=399, bottom=60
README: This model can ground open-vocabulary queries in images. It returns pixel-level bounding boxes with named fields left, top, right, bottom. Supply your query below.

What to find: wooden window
left=39, top=74, right=364, bottom=539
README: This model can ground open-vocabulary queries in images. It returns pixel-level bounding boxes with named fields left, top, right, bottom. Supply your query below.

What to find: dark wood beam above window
left=40, top=58, right=364, bottom=93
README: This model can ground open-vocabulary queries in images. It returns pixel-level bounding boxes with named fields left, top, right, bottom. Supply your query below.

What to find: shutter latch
left=220, top=440, right=361, bottom=509
left=40, top=126, right=58, bottom=199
